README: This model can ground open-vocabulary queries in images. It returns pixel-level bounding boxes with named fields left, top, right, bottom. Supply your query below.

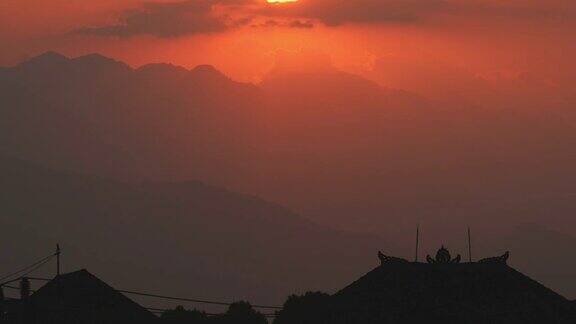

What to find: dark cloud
left=74, top=0, right=452, bottom=38
left=76, top=0, right=253, bottom=38
left=318, top=0, right=450, bottom=25
left=252, top=19, right=314, bottom=29
left=260, top=0, right=576, bottom=27
left=261, top=0, right=451, bottom=26
left=289, top=20, right=314, bottom=29
left=73, top=0, right=576, bottom=38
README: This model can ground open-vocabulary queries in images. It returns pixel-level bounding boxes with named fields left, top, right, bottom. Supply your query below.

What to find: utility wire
left=0, top=254, right=53, bottom=282
left=0, top=254, right=55, bottom=284
left=24, top=276, right=284, bottom=310
left=20, top=257, right=53, bottom=279
left=119, top=289, right=282, bottom=310
left=6, top=280, right=281, bottom=317
left=145, top=307, right=277, bottom=317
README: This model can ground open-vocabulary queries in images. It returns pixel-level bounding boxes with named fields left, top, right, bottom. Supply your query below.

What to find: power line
left=20, top=275, right=284, bottom=311
left=19, top=257, right=54, bottom=280
left=0, top=254, right=54, bottom=282
left=0, top=254, right=55, bottom=285
left=24, top=278, right=284, bottom=311
left=119, top=289, right=282, bottom=310
left=6, top=280, right=282, bottom=320
left=145, top=307, right=278, bottom=317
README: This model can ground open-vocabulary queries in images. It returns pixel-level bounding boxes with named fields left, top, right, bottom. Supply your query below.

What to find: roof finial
left=426, top=246, right=461, bottom=264
left=467, top=227, right=472, bottom=262
left=414, top=225, right=420, bottom=262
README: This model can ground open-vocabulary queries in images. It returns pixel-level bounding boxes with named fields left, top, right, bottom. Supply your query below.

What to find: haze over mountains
left=0, top=155, right=382, bottom=305
left=2, top=52, right=576, bottom=299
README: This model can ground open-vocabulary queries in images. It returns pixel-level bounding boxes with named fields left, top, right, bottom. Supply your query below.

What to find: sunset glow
left=267, top=0, right=298, bottom=3
left=3, top=0, right=576, bottom=319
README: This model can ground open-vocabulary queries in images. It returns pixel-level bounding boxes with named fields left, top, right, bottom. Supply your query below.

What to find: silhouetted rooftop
left=331, top=248, right=576, bottom=323
left=27, top=269, right=157, bottom=323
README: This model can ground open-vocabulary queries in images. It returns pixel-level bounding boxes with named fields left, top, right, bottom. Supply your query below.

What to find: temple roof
left=378, top=247, right=510, bottom=266
left=332, top=247, right=576, bottom=323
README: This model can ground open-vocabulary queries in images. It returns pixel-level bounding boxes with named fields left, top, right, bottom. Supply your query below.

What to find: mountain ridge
left=0, top=154, right=388, bottom=304
left=3, top=51, right=576, bottom=299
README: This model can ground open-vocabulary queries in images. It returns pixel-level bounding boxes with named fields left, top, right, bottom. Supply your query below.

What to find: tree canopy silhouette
left=161, top=306, right=209, bottom=324
left=211, top=301, right=268, bottom=324
left=161, top=302, right=267, bottom=324
left=273, top=292, right=332, bottom=324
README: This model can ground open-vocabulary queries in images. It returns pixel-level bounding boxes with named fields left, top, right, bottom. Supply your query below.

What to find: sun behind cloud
left=267, top=0, right=298, bottom=3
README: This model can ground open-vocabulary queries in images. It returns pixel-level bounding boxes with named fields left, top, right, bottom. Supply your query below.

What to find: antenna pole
left=415, top=225, right=420, bottom=262
left=56, top=244, right=61, bottom=277
left=467, top=227, right=472, bottom=262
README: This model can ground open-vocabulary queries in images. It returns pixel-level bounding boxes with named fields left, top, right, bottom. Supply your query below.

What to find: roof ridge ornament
left=478, top=251, right=510, bottom=264
left=426, top=246, right=461, bottom=264
left=378, top=251, right=409, bottom=265
left=377, top=248, right=509, bottom=266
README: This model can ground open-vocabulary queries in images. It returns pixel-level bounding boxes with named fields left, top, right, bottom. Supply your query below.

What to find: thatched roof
left=332, top=248, right=576, bottom=323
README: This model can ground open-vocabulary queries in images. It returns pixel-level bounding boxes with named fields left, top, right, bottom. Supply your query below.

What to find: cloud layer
left=77, top=0, right=252, bottom=37
left=73, top=0, right=576, bottom=38
left=262, top=0, right=450, bottom=26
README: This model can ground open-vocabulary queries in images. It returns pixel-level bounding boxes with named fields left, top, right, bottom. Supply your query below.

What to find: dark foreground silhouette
left=2, top=247, right=576, bottom=324
left=161, top=303, right=268, bottom=324
left=2, top=270, right=157, bottom=324
left=0, top=270, right=269, bottom=324
left=275, top=247, right=576, bottom=324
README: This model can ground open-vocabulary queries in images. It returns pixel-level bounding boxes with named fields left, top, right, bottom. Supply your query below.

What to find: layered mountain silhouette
left=3, top=52, right=576, bottom=298
left=3, top=53, right=576, bottom=232
left=0, top=155, right=385, bottom=305
left=0, top=51, right=260, bottom=183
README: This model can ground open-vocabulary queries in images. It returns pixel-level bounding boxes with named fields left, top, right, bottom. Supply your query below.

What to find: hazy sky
left=3, top=1, right=576, bottom=300
left=2, top=0, right=575, bottom=85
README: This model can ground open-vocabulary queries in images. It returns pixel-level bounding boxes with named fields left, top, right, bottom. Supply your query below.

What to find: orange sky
left=3, top=1, right=576, bottom=299
left=1, top=0, right=575, bottom=88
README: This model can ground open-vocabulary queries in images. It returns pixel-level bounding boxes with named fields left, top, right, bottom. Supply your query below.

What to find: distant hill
left=257, top=65, right=576, bottom=233
left=0, top=51, right=260, bottom=183
left=3, top=52, right=576, bottom=298
left=0, top=155, right=386, bottom=306
left=4, top=53, right=576, bottom=236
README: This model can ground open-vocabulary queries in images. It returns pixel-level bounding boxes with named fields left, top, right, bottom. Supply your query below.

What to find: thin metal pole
left=415, top=225, right=420, bottom=262
left=467, top=227, right=472, bottom=262
left=56, top=244, right=61, bottom=276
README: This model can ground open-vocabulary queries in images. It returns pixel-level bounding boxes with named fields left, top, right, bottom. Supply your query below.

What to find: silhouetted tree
left=161, top=305, right=209, bottom=324
left=211, top=301, right=267, bottom=324
left=273, top=292, right=332, bottom=324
